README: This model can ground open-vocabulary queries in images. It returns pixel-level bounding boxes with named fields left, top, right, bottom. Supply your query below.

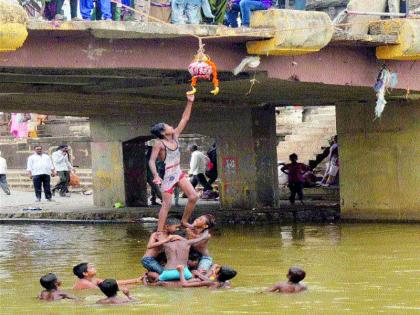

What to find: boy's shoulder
left=73, top=278, right=100, bottom=290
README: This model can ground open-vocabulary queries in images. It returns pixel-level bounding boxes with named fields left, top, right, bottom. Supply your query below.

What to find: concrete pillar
left=336, top=102, right=420, bottom=221
left=217, top=106, right=279, bottom=208
left=91, top=141, right=126, bottom=207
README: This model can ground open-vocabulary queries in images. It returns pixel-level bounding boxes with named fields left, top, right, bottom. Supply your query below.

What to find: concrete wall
left=337, top=102, right=420, bottom=221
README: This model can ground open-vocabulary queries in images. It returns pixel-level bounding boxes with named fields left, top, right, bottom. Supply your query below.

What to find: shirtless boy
left=267, top=267, right=307, bottom=293
left=72, top=262, right=142, bottom=290
left=141, top=218, right=182, bottom=274
left=38, top=273, right=77, bottom=301
left=149, top=94, right=199, bottom=232
left=186, top=214, right=215, bottom=272
left=97, top=279, right=135, bottom=305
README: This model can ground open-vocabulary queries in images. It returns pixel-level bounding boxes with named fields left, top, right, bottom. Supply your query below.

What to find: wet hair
left=98, top=279, right=119, bottom=297
left=217, top=266, right=237, bottom=282
left=203, top=214, right=216, bottom=229
left=188, top=249, right=202, bottom=261
left=288, top=267, right=306, bottom=284
left=156, top=252, right=167, bottom=265
left=40, top=273, right=58, bottom=291
left=165, top=217, right=181, bottom=226
left=73, top=263, right=88, bottom=279
left=150, top=123, right=166, bottom=139
left=289, top=153, right=298, bottom=161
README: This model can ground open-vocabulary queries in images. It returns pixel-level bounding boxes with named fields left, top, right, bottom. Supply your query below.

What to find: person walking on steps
left=27, top=145, right=56, bottom=202
left=0, top=151, right=11, bottom=195
left=52, top=145, right=74, bottom=197
left=189, top=144, right=212, bottom=195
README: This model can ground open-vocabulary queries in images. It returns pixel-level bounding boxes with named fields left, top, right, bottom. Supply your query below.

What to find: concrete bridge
left=0, top=6, right=419, bottom=221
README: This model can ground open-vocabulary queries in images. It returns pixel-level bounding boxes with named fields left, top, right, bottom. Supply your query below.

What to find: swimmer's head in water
left=150, top=123, right=175, bottom=139
left=98, top=279, right=119, bottom=298
left=73, top=262, right=96, bottom=279
left=40, top=273, right=60, bottom=291
left=287, top=267, right=306, bottom=283
left=188, top=249, right=202, bottom=269
left=164, top=217, right=181, bottom=233
left=193, top=214, right=215, bottom=229
left=217, top=266, right=237, bottom=282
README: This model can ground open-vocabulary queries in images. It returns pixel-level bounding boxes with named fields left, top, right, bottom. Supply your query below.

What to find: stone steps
left=5, top=169, right=93, bottom=191
left=276, top=106, right=336, bottom=165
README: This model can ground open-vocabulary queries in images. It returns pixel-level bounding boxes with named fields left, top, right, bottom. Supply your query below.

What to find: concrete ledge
left=372, top=19, right=420, bottom=60
left=27, top=20, right=275, bottom=42
left=0, top=204, right=340, bottom=225
left=247, top=9, right=334, bottom=56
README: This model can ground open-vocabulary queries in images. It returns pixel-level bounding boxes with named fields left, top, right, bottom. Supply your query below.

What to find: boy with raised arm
left=149, top=94, right=199, bottom=232
left=97, top=279, right=136, bottom=304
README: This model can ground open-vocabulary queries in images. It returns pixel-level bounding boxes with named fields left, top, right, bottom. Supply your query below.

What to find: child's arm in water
left=121, top=287, right=135, bottom=301
left=60, top=291, right=78, bottom=300
left=266, top=283, right=283, bottom=292
left=174, top=94, right=195, bottom=137
left=116, top=276, right=143, bottom=286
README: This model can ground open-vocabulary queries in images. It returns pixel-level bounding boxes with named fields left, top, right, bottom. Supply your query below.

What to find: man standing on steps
left=0, top=151, right=11, bottom=195
left=52, top=145, right=74, bottom=197
left=27, top=145, right=56, bottom=202
left=189, top=144, right=212, bottom=195
left=281, top=153, right=310, bottom=205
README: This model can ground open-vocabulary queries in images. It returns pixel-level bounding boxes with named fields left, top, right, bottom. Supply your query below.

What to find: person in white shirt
left=27, top=145, right=56, bottom=202
left=189, top=145, right=212, bottom=193
left=0, top=151, right=11, bottom=195
left=52, top=145, right=73, bottom=197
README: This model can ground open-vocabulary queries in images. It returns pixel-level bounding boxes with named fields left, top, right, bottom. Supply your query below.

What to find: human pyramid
left=37, top=94, right=307, bottom=304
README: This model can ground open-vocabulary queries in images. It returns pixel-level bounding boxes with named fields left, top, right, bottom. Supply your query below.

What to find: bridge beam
left=337, top=100, right=420, bottom=221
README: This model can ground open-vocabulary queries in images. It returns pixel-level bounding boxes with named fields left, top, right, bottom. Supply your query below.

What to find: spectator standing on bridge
left=27, top=145, right=56, bottom=202
left=238, top=0, right=271, bottom=28
left=0, top=151, right=11, bottom=195
left=281, top=153, right=309, bottom=205
left=225, top=0, right=240, bottom=27
left=52, top=145, right=74, bottom=197
left=80, top=0, right=112, bottom=20
left=189, top=144, right=212, bottom=194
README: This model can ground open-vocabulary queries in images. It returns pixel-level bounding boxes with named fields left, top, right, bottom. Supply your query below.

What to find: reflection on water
left=0, top=223, right=419, bottom=314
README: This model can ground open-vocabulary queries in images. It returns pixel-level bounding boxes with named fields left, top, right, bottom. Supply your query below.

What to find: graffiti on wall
left=222, top=156, right=239, bottom=178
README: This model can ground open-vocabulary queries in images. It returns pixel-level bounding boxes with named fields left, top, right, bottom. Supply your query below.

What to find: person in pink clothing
left=9, top=113, right=29, bottom=138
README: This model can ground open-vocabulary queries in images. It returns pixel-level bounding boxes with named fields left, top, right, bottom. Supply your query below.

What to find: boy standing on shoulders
left=149, top=94, right=199, bottom=232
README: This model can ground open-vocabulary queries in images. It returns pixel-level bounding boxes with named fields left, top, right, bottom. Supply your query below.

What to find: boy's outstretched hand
left=186, top=93, right=195, bottom=103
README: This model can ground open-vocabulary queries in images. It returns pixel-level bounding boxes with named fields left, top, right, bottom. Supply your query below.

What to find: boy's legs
left=296, top=182, right=304, bottom=202
left=226, top=5, right=239, bottom=27
left=157, top=191, right=173, bottom=231
left=141, top=256, right=164, bottom=274
left=288, top=182, right=297, bottom=204
left=33, top=175, right=42, bottom=200
left=99, top=0, right=112, bottom=19
left=177, top=177, right=199, bottom=227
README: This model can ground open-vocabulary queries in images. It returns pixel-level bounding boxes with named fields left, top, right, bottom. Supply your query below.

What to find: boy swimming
left=97, top=279, right=135, bottom=304
left=186, top=214, right=215, bottom=272
left=149, top=94, right=199, bottom=232
left=38, top=273, right=76, bottom=301
left=267, top=267, right=307, bottom=293
left=141, top=218, right=182, bottom=274
left=72, top=262, right=142, bottom=290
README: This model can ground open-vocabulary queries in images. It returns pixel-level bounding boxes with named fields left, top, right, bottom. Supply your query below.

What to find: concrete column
left=91, top=141, right=126, bottom=207
left=216, top=106, right=279, bottom=209
left=336, top=102, right=420, bottom=221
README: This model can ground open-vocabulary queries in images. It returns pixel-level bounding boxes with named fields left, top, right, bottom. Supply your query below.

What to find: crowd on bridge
left=16, top=0, right=307, bottom=27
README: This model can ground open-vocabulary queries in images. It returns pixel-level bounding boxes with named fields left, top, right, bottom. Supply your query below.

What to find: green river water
left=0, top=223, right=419, bottom=314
